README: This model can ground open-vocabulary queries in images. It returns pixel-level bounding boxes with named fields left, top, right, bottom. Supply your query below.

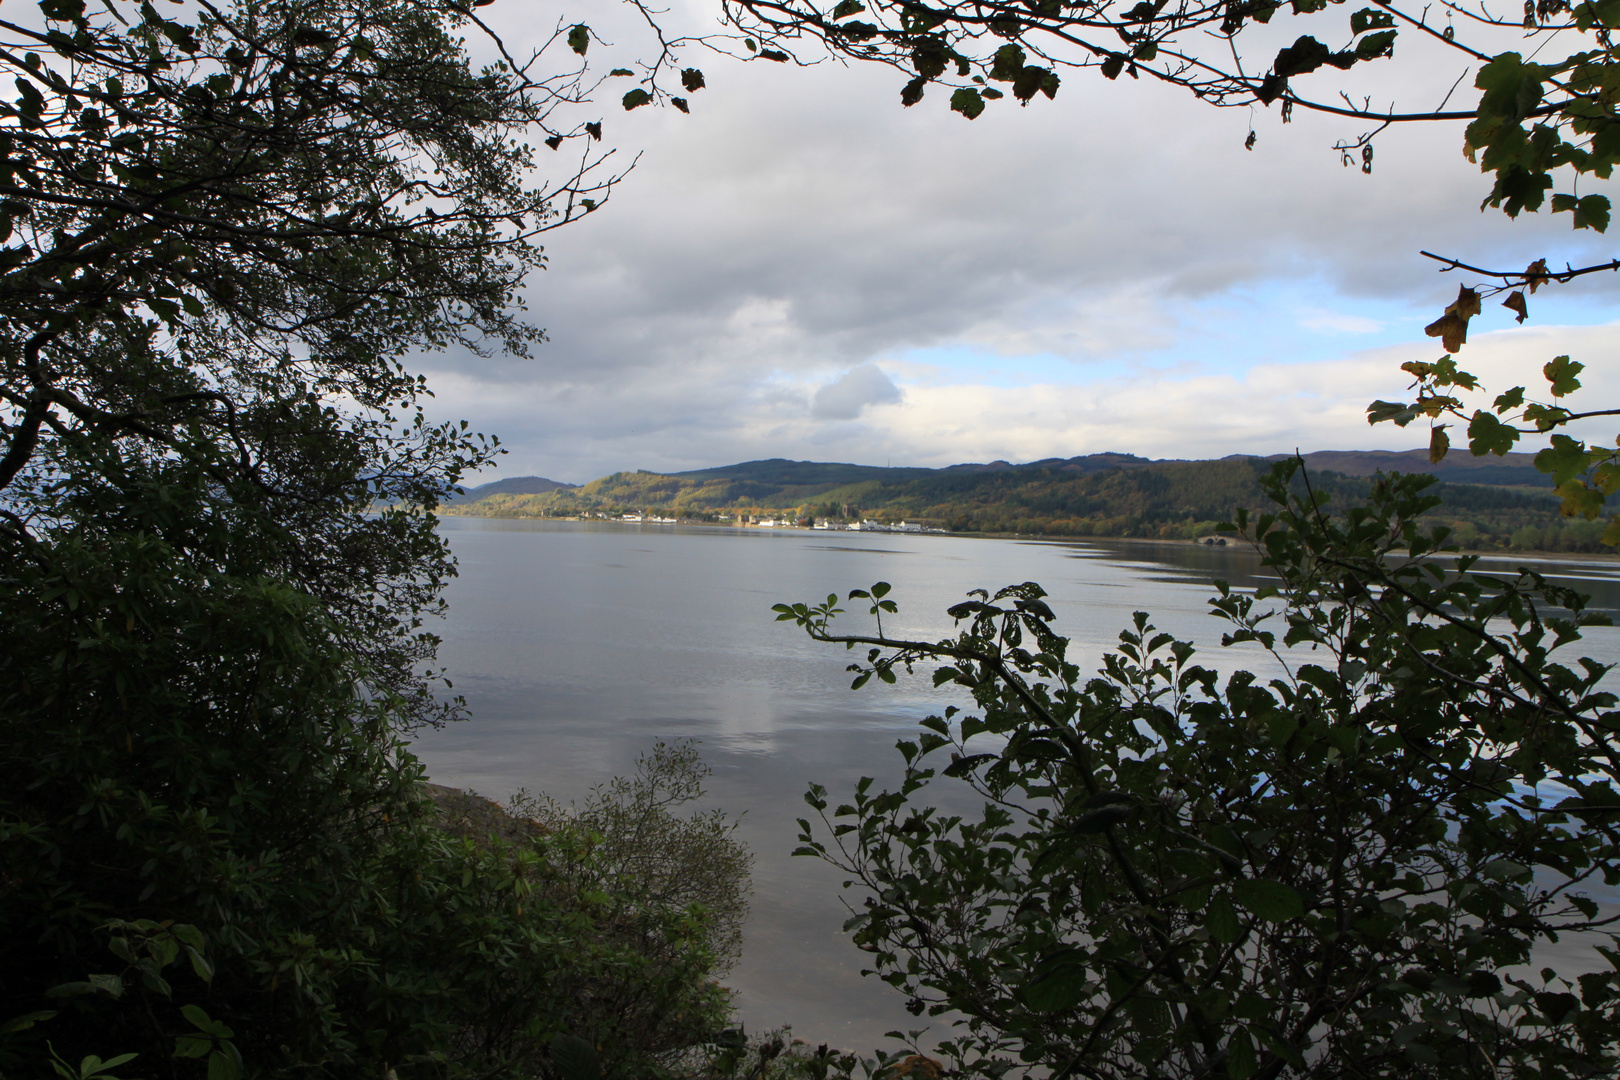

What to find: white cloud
left=1299, top=310, right=1384, bottom=334
left=411, top=4, right=1620, bottom=481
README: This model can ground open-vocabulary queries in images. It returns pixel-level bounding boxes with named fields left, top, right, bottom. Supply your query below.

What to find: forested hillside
left=449, top=453, right=1605, bottom=553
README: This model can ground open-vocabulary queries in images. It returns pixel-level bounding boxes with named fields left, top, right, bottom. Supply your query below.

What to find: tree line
left=453, top=459, right=1602, bottom=553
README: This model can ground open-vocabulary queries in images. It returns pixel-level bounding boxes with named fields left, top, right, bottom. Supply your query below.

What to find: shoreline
left=436, top=510, right=1620, bottom=564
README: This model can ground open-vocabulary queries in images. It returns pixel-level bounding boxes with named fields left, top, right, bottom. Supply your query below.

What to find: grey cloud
left=811, top=364, right=903, bottom=420
left=411, top=7, right=1617, bottom=480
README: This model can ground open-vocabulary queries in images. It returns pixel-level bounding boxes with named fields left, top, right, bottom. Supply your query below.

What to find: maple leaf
left=1424, top=285, right=1482, bottom=353
left=1524, top=258, right=1550, bottom=293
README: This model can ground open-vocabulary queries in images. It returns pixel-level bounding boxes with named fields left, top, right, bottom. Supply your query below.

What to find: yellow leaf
left=1429, top=425, right=1451, bottom=464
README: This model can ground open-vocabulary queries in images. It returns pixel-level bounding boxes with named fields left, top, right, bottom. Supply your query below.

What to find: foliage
left=717, top=0, right=1618, bottom=230
left=665, top=1025, right=953, bottom=1080
left=0, top=469, right=735, bottom=1078
left=0, top=0, right=741, bottom=1076
left=775, top=460, right=1620, bottom=1078
left=0, top=0, right=631, bottom=727
left=1371, top=276, right=1620, bottom=548
left=508, top=740, right=756, bottom=973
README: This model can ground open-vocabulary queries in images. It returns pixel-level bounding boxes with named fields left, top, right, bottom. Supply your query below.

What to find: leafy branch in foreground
left=777, top=460, right=1620, bottom=1079
left=720, top=0, right=1620, bottom=240
left=1368, top=270, right=1620, bottom=545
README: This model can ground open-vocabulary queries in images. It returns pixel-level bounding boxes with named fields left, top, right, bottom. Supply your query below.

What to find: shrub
left=776, top=463, right=1620, bottom=1078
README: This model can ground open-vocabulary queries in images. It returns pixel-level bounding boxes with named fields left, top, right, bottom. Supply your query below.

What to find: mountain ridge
left=442, top=450, right=1606, bottom=553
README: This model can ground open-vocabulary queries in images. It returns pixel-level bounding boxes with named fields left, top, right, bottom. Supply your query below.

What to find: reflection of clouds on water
left=414, top=519, right=1620, bottom=1052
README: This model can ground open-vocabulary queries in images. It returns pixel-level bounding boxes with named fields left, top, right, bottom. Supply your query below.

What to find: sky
left=417, top=3, right=1620, bottom=484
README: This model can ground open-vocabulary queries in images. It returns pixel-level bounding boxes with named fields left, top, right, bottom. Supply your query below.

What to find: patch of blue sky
left=888, top=269, right=1620, bottom=388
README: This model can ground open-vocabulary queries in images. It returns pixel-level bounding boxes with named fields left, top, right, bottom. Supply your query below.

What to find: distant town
left=435, top=451, right=1611, bottom=554
left=595, top=509, right=946, bottom=532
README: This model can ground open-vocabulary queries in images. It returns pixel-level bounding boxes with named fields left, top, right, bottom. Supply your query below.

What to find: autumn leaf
left=1502, top=290, right=1528, bottom=323
left=1524, top=258, right=1550, bottom=292
left=1429, top=425, right=1450, bottom=464
left=1424, top=285, right=1481, bottom=353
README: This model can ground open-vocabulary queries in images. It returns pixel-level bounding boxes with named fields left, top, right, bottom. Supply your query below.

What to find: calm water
left=413, top=520, right=1620, bottom=1050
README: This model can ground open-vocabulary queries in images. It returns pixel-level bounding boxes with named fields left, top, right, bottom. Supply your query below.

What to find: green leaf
left=175, top=1035, right=212, bottom=1059
left=1467, top=409, right=1520, bottom=456
left=1544, top=354, right=1584, bottom=397
left=832, top=0, right=865, bottom=16
left=1536, top=433, right=1592, bottom=484
left=608, top=68, right=634, bottom=77
left=949, top=87, right=985, bottom=119
left=1253, top=1026, right=1307, bottom=1068
left=1226, top=1030, right=1258, bottom=1080
left=567, top=24, right=589, bottom=56
left=206, top=1049, right=240, bottom=1080
left=1474, top=52, right=1547, bottom=122
left=1553, top=193, right=1612, bottom=231
left=622, top=89, right=651, bottom=110
left=1367, top=399, right=1419, bottom=427
left=1022, top=947, right=1088, bottom=1011
left=1350, top=7, right=1396, bottom=32
left=990, top=44, right=1025, bottom=82
left=1231, top=879, right=1304, bottom=921
left=551, top=1034, right=601, bottom=1080
left=0, top=1010, right=56, bottom=1035
left=179, top=1004, right=231, bottom=1038
left=1355, top=29, right=1397, bottom=59
left=1556, top=478, right=1605, bottom=518
left=1207, top=890, right=1241, bottom=943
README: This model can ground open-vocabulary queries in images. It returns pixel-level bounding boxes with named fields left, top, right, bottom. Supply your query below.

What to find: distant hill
left=1273, top=449, right=1547, bottom=488
left=443, top=452, right=1608, bottom=554
left=447, top=475, right=575, bottom=503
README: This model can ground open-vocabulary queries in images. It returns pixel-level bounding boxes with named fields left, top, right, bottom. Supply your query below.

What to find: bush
left=515, top=740, right=755, bottom=972
left=777, top=463, right=1620, bottom=1078
left=0, top=475, right=737, bottom=1079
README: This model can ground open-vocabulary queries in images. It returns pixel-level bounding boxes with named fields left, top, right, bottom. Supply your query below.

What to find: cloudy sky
left=420, top=3, right=1620, bottom=484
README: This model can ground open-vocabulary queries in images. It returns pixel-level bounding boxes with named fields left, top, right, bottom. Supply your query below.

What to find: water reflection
left=414, top=520, right=1620, bottom=1051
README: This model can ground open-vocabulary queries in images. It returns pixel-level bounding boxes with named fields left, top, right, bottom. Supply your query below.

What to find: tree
left=0, top=0, right=649, bottom=722
left=776, top=462, right=1620, bottom=1077
left=0, top=0, right=743, bottom=1075
left=0, top=470, right=740, bottom=1077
